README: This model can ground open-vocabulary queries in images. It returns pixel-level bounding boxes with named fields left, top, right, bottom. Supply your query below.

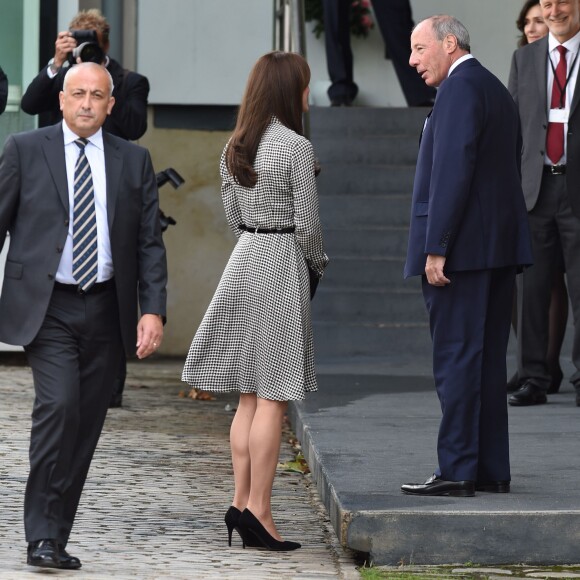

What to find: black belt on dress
left=239, top=224, right=295, bottom=234
left=54, top=278, right=115, bottom=295
left=543, top=164, right=566, bottom=175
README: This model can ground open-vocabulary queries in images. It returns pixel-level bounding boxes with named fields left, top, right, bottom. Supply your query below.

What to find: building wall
left=138, top=116, right=233, bottom=355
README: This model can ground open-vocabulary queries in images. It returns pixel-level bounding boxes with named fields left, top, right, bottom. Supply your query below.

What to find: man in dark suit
left=21, top=8, right=149, bottom=141
left=508, top=0, right=580, bottom=408
left=0, top=62, right=167, bottom=569
left=21, top=9, right=151, bottom=408
left=401, top=16, right=533, bottom=496
left=322, top=0, right=435, bottom=106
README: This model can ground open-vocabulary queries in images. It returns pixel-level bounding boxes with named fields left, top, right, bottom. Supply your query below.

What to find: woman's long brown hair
left=226, top=51, right=311, bottom=188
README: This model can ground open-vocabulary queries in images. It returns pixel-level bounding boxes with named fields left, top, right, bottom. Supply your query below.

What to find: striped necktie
left=72, top=138, right=98, bottom=291
left=546, top=45, right=568, bottom=165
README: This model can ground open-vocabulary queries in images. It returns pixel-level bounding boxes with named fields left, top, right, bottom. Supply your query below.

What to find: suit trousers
left=422, top=267, right=515, bottom=482
left=23, top=284, right=123, bottom=544
left=322, top=0, right=357, bottom=103
left=517, top=173, right=580, bottom=390
left=322, top=0, right=436, bottom=106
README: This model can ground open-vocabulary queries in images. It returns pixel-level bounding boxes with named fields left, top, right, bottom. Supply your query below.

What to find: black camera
left=68, top=30, right=105, bottom=65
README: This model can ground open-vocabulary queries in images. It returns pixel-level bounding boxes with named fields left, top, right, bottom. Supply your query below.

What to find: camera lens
left=73, top=42, right=104, bottom=64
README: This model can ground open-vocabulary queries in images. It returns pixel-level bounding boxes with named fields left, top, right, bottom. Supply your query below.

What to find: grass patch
left=358, top=563, right=580, bottom=580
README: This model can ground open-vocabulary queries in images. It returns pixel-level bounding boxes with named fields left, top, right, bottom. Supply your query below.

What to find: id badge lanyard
left=548, top=47, right=580, bottom=123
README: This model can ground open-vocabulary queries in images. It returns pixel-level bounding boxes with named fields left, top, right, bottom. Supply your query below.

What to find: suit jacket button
left=57, top=247, right=63, bottom=253
left=64, top=219, right=69, bottom=226
left=48, top=274, right=54, bottom=280
left=540, top=151, right=544, bottom=156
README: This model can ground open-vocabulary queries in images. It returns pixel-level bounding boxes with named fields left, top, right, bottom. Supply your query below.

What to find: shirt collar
left=62, top=120, right=104, bottom=150
left=549, top=29, right=580, bottom=54
left=448, top=53, right=474, bottom=77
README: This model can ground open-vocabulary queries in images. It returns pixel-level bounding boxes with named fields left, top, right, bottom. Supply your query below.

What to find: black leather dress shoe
left=27, top=539, right=60, bottom=568
left=109, top=393, right=123, bottom=408
left=506, top=372, right=523, bottom=393
left=59, top=545, right=82, bottom=570
left=401, top=474, right=475, bottom=497
left=476, top=481, right=510, bottom=493
left=508, top=382, right=547, bottom=406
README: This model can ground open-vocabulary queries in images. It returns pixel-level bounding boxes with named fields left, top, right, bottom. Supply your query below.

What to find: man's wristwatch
left=47, top=58, right=60, bottom=76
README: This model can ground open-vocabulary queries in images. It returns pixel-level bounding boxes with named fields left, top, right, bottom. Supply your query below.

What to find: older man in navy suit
left=401, top=15, right=533, bottom=497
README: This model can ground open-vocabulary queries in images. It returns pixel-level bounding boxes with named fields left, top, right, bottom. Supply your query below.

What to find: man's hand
left=136, top=314, right=164, bottom=359
left=53, top=31, right=77, bottom=68
left=425, top=254, right=450, bottom=286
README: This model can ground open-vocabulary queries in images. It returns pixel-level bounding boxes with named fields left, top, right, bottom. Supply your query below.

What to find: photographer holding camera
left=21, top=9, right=149, bottom=141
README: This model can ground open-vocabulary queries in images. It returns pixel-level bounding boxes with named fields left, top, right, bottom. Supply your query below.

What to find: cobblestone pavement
left=0, top=357, right=360, bottom=579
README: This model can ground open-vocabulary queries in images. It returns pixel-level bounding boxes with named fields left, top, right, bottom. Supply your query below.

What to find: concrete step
left=320, top=195, right=411, bottom=230
left=323, top=227, right=410, bottom=258
left=312, top=288, right=427, bottom=325
left=312, top=135, right=419, bottom=165
left=289, top=373, right=580, bottom=566
left=309, top=106, right=428, bottom=137
left=310, top=107, right=423, bottom=362
left=316, top=164, right=415, bottom=196
left=312, top=321, right=431, bottom=358
left=323, top=257, right=408, bottom=289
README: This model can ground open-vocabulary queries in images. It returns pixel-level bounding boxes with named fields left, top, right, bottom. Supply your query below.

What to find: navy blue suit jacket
left=404, top=58, right=533, bottom=278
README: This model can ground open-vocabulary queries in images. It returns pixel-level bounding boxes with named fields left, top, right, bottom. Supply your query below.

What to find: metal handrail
left=273, top=0, right=310, bottom=137
left=273, top=0, right=307, bottom=56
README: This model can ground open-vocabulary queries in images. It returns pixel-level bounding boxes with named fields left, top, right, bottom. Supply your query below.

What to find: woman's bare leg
left=230, top=393, right=257, bottom=510
left=246, top=397, right=288, bottom=540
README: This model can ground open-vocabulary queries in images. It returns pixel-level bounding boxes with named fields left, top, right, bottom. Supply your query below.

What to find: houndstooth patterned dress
left=182, top=118, right=329, bottom=401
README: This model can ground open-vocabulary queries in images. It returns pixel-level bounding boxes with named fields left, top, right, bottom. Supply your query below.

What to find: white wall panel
left=138, top=0, right=272, bottom=105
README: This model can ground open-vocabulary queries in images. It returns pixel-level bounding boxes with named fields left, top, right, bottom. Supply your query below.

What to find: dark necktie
left=546, top=45, right=568, bottom=165
left=72, top=138, right=98, bottom=291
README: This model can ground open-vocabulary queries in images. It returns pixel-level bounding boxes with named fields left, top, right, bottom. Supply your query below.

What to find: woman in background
left=508, top=0, right=566, bottom=394
left=516, top=0, right=548, bottom=46
left=182, top=51, right=328, bottom=551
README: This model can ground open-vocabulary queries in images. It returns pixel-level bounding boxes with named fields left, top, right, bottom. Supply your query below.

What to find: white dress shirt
left=545, top=30, right=580, bottom=164
left=56, top=121, right=113, bottom=284
left=448, top=53, right=474, bottom=77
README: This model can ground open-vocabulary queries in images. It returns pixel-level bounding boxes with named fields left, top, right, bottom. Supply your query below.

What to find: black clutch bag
left=308, top=266, right=319, bottom=300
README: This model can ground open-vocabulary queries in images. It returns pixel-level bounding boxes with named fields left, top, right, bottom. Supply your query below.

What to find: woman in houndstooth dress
left=182, top=52, right=328, bottom=550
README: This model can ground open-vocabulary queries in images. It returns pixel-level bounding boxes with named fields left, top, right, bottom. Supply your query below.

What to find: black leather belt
left=54, top=278, right=115, bottom=295
left=544, top=164, right=566, bottom=175
left=239, top=224, right=295, bottom=234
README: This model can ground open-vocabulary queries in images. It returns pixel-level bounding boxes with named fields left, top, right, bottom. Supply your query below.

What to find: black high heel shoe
left=238, top=508, right=301, bottom=551
left=224, top=506, right=260, bottom=548
left=225, top=506, right=242, bottom=547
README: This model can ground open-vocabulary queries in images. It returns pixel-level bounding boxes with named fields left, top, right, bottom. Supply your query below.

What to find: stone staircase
left=309, top=106, right=432, bottom=369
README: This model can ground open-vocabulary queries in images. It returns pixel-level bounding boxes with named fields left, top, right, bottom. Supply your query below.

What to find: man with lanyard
left=509, top=0, right=580, bottom=407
